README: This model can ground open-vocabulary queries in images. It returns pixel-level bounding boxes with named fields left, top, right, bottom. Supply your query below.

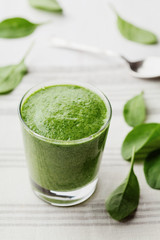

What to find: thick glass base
left=31, top=179, right=98, bottom=206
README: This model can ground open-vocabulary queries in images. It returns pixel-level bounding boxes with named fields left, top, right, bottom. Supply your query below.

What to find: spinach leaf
left=0, top=63, right=27, bottom=94
left=123, top=92, right=146, bottom=127
left=105, top=148, right=140, bottom=221
left=109, top=4, right=158, bottom=45
left=0, top=45, right=33, bottom=94
left=29, top=0, right=63, bottom=13
left=0, top=17, right=40, bottom=38
left=122, top=123, right=160, bottom=161
left=144, top=149, right=160, bottom=189
left=117, top=15, right=158, bottom=44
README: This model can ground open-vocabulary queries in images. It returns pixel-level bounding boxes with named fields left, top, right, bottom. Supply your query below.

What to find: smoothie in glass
left=19, top=82, right=112, bottom=206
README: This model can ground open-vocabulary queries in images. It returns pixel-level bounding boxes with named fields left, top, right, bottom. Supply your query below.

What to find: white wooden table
left=1, top=0, right=160, bottom=239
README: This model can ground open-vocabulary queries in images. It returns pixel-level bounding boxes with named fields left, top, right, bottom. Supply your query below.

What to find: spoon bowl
left=128, top=57, right=160, bottom=79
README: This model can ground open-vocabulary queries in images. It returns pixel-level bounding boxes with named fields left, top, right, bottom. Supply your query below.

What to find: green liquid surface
left=21, top=85, right=107, bottom=140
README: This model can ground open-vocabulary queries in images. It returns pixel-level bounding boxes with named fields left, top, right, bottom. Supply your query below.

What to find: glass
left=18, top=81, right=112, bottom=206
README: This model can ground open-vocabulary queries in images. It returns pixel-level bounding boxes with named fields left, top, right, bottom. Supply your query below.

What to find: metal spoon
left=50, top=37, right=160, bottom=79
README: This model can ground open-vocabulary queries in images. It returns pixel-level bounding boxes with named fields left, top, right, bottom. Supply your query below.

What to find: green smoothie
left=20, top=84, right=111, bottom=194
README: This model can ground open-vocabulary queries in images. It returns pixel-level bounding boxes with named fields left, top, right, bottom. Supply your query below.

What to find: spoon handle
left=49, top=37, right=121, bottom=59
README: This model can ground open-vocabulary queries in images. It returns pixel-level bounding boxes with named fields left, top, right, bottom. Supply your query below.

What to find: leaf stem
left=108, top=2, right=118, bottom=15
left=39, top=20, right=53, bottom=26
left=130, top=146, right=135, bottom=171
left=21, top=41, right=35, bottom=62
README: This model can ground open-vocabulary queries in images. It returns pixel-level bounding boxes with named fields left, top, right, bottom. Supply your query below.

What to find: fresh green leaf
left=0, top=63, right=27, bottom=94
left=123, top=92, right=146, bottom=127
left=0, top=17, right=40, bottom=38
left=144, top=149, right=160, bottom=189
left=29, top=0, right=63, bottom=13
left=117, top=15, right=158, bottom=44
left=122, top=123, right=160, bottom=161
left=109, top=4, right=158, bottom=45
left=105, top=148, right=140, bottom=221
left=0, top=44, right=33, bottom=94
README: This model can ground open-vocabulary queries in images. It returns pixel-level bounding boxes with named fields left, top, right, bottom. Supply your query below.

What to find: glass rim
left=18, top=81, right=112, bottom=145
